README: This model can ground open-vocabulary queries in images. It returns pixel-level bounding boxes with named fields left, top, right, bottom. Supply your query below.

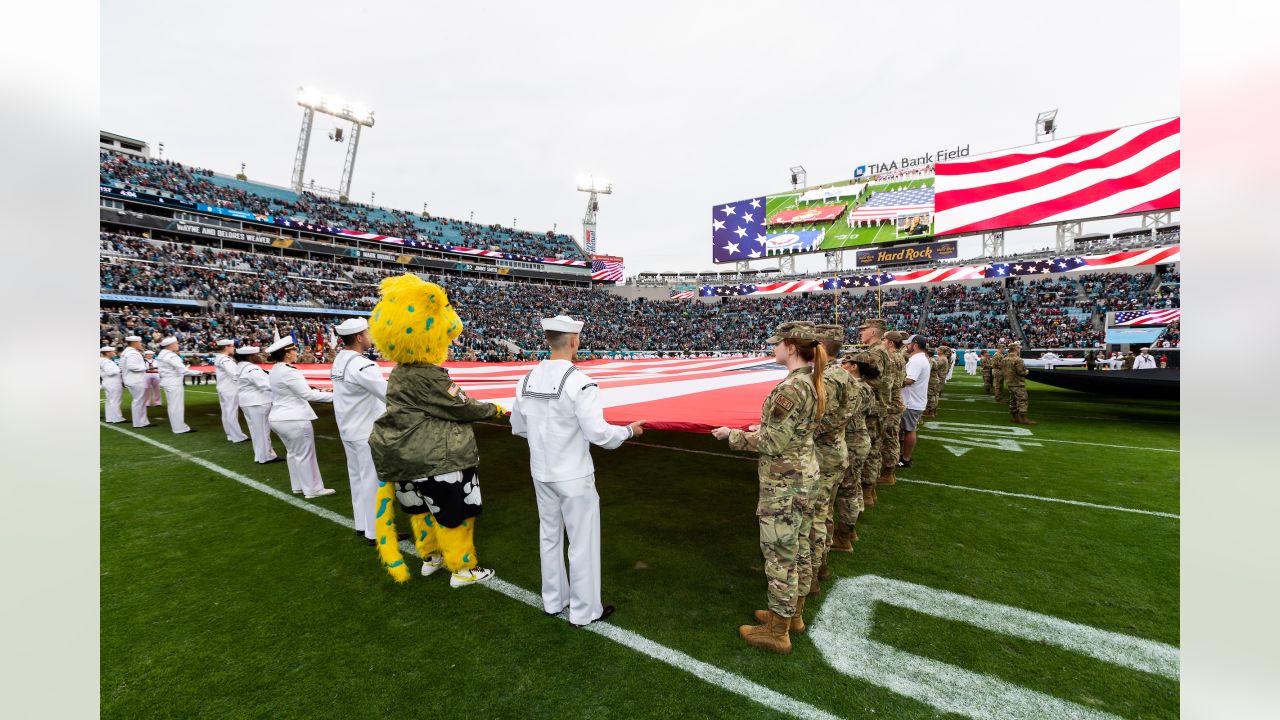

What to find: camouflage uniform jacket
left=886, top=349, right=907, bottom=414
left=864, top=345, right=891, bottom=417
left=1004, top=354, right=1029, bottom=387
left=928, top=356, right=946, bottom=392
left=980, top=354, right=994, bottom=374
left=370, top=363, right=499, bottom=482
left=813, top=362, right=855, bottom=473
left=845, top=377, right=871, bottom=443
left=728, top=366, right=820, bottom=513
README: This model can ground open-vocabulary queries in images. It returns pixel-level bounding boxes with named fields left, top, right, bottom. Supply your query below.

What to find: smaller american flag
left=591, top=255, right=624, bottom=282
left=1115, top=308, right=1181, bottom=326
left=669, top=289, right=696, bottom=300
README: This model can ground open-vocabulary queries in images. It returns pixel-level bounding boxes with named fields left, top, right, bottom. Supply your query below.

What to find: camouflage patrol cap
left=842, top=349, right=875, bottom=365
left=884, top=330, right=908, bottom=343
left=814, top=323, right=844, bottom=343
left=857, top=318, right=887, bottom=331
left=940, top=345, right=953, bottom=354
left=766, top=320, right=817, bottom=344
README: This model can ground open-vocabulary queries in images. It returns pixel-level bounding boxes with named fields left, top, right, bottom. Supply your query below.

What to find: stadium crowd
left=101, top=234, right=1180, bottom=355
left=100, top=152, right=583, bottom=260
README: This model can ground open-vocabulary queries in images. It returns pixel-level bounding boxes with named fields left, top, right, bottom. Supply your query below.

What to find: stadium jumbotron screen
left=711, top=116, right=1179, bottom=264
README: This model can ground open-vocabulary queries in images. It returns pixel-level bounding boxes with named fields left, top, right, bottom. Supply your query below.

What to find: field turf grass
left=101, top=371, right=1178, bottom=719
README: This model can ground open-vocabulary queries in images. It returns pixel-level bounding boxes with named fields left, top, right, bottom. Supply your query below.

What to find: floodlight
left=790, top=165, right=807, bottom=189
left=1035, top=109, right=1058, bottom=142
left=576, top=175, right=613, bottom=194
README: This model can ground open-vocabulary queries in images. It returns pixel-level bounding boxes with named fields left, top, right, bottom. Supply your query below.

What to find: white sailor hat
left=216, top=339, right=235, bottom=347
left=267, top=337, right=296, bottom=354
left=160, top=336, right=178, bottom=346
left=100, top=346, right=114, bottom=352
left=235, top=346, right=261, bottom=355
left=540, top=315, right=585, bottom=333
left=143, top=349, right=155, bottom=355
left=124, top=335, right=142, bottom=342
left=335, top=318, right=369, bottom=336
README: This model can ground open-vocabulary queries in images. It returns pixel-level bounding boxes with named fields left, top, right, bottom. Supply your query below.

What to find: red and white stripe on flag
left=934, top=117, right=1180, bottom=236
left=189, top=357, right=785, bottom=432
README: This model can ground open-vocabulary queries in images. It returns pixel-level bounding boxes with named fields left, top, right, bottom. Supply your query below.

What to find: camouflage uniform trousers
left=759, top=485, right=805, bottom=618
left=1008, top=385, right=1029, bottom=414
left=792, top=471, right=823, bottom=604
left=881, top=405, right=904, bottom=472
left=835, top=430, right=872, bottom=527
left=807, top=443, right=848, bottom=593
left=860, top=413, right=884, bottom=487
left=925, top=388, right=940, bottom=414
left=982, top=368, right=994, bottom=394
left=993, top=372, right=1006, bottom=402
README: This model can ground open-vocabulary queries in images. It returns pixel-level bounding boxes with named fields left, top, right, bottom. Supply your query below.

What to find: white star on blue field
left=712, top=197, right=766, bottom=263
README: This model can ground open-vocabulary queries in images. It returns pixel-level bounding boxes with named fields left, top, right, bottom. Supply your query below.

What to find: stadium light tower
left=1035, top=109, right=1058, bottom=143
left=291, top=86, right=376, bottom=200
left=790, top=165, right=807, bottom=191
left=577, top=175, right=612, bottom=255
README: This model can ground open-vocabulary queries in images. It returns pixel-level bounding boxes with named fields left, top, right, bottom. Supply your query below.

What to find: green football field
left=100, top=371, right=1178, bottom=719
left=763, top=178, right=936, bottom=254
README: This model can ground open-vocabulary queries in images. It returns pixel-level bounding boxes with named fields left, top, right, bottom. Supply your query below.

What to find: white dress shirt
left=214, top=354, right=239, bottom=387
left=236, top=362, right=272, bottom=407
left=120, top=347, right=147, bottom=383
left=509, top=359, right=632, bottom=483
left=268, top=363, right=333, bottom=421
left=1133, top=353, right=1157, bottom=369
left=100, top=357, right=122, bottom=386
left=330, top=349, right=387, bottom=442
left=156, top=349, right=189, bottom=383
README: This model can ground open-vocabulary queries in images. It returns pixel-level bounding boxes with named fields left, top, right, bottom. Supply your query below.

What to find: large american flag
left=1115, top=309, right=1181, bottom=326
left=846, top=186, right=935, bottom=223
left=934, top=117, right=1180, bottom=236
left=591, top=255, right=624, bottom=282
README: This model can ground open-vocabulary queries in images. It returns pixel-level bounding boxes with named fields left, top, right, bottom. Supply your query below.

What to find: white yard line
left=895, top=477, right=1178, bottom=519
left=100, top=423, right=844, bottom=720
left=937, top=406, right=1177, bottom=423
left=1028, top=437, right=1178, bottom=453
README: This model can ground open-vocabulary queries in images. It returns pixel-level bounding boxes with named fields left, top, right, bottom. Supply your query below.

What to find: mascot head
left=368, top=274, right=462, bottom=366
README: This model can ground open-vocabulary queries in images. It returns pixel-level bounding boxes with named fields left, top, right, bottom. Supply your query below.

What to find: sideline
left=100, top=423, right=844, bottom=720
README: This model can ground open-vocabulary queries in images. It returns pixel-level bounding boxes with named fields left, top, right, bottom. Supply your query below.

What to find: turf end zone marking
left=100, top=423, right=843, bottom=720
left=812, top=575, right=1178, bottom=720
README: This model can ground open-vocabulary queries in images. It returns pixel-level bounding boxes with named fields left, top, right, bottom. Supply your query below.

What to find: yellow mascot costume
left=367, top=274, right=506, bottom=586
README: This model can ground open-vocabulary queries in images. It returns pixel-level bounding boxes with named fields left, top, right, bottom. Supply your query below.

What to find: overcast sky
left=101, top=0, right=1178, bottom=275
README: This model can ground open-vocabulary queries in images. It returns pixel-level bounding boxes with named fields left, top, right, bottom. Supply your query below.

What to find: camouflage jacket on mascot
left=367, top=274, right=505, bottom=583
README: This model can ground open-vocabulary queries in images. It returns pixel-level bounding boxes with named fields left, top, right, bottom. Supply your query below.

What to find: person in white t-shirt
left=899, top=334, right=932, bottom=468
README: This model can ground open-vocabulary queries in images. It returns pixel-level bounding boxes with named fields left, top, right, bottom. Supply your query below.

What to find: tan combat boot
left=1011, top=411, right=1022, bottom=424
left=741, top=610, right=793, bottom=653
left=877, top=468, right=896, bottom=485
left=1019, top=413, right=1037, bottom=425
left=863, top=484, right=878, bottom=507
left=758, top=595, right=808, bottom=633
left=830, top=524, right=854, bottom=553
left=817, top=560, right=831, bottom=581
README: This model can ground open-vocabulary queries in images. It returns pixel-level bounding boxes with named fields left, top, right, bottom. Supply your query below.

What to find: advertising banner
left=855, top=239, right=958, bottom=267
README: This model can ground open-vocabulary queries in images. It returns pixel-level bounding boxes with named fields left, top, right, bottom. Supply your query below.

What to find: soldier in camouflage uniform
left=855, top=319, right=891, bottom=503
left=1004, top=341, right=1037, bottom=425
left=937, top=346, right=953, bottom=413
left=878, top=330, right=907, bottom=485
left=711, top=321, right=822, bottom=655
left=831, top=349, right=878, bottom=554
left=803, top=324, right=855, bottom=595
left=924, top=348, right=944, bottom=417
left=981, top=350, right=995, bottom=394
left=992, top=345, right=1009, bottom=402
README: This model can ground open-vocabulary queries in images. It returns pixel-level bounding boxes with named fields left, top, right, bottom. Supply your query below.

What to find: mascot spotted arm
left=367, top=274, right=507, bottom=586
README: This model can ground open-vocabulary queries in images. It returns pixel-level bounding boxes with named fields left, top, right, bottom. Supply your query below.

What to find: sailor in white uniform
left=100, top=345, right=126, bottom=423
left=1133, top=347, right=1158, bottom=369
left=235, top=346, right=279, bottom=463
left=964, top=348, right=979, bottom=375
left=143, top=350, right=163, bottom=406
left=330, top=318, right=388, bottom=544
left=213, top=339, right=249, bottom=442
left=266, top=337, right=336, bottom=498
left=120, top=336, right=152, bottom=427
left=156, top=337, right=194, bottom=433
left=509, top=315, right=646, bottom=627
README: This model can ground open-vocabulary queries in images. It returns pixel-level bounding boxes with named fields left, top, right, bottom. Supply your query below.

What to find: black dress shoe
left=354, top=529, right=364, bottom=536
left=573, top=604, right=615, bottom=627
left=176, top=428, right=198, bottom=434
left=258, top=457, right=285, bottom=464
left=366, top=538, right=377, bottom=547
left=543, top=605, right=569, bottom=618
